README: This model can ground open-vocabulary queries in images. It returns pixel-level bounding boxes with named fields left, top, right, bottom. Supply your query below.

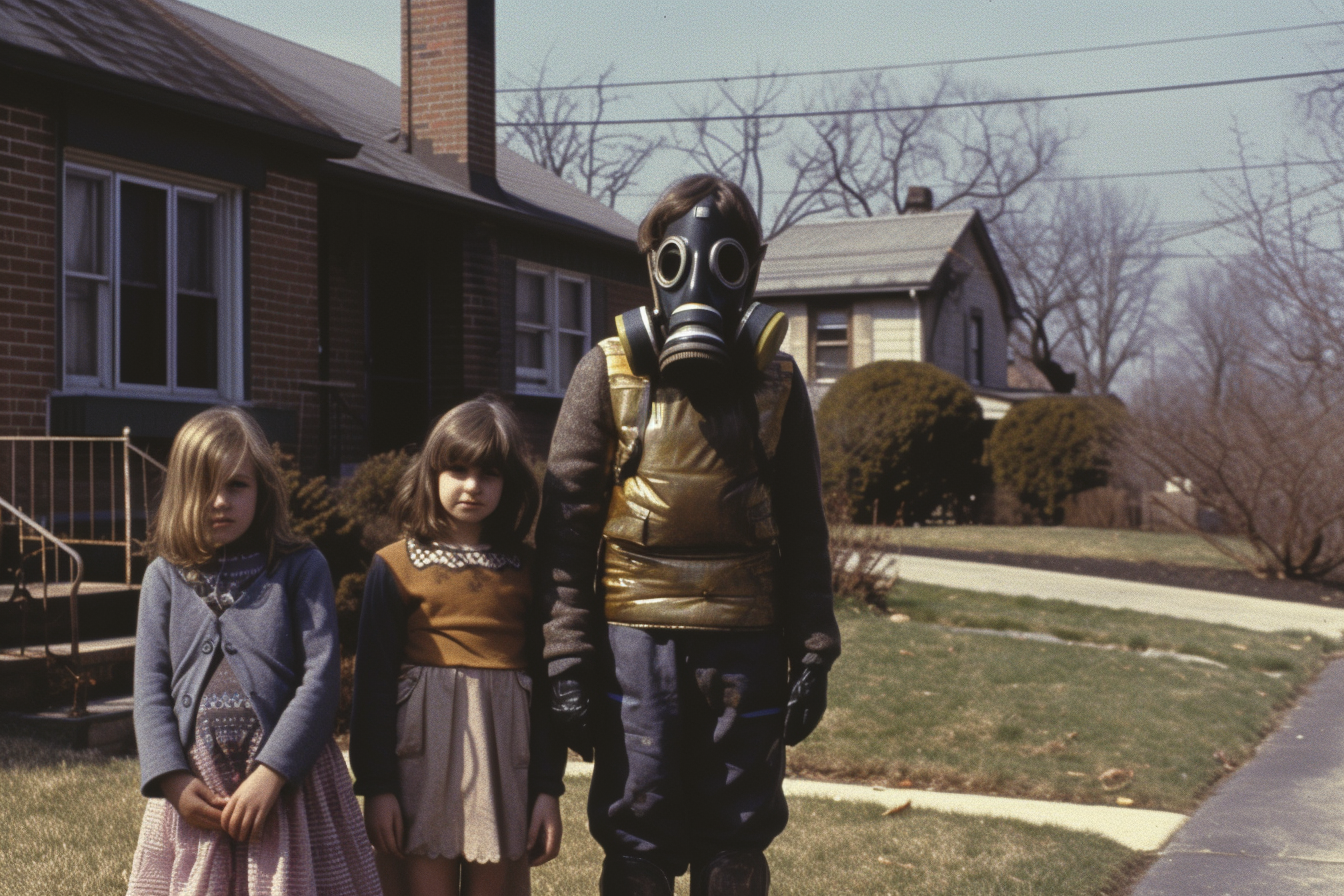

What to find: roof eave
left=2, top=39, right=361, bottom=160
left=320, top=160, right=639, bottom=252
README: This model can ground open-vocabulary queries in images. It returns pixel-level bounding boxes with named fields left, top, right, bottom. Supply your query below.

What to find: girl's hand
left=221, top=764, right=286, bottom=842
left=365, top=793, right=405, bottom=858
left=161, top=771, right=227, bottom=831
left=527, top=793, right=562, bottom=866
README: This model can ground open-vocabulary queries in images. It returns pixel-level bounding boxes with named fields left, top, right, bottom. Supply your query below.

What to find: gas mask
left=617, top=202, right=787, bottom=385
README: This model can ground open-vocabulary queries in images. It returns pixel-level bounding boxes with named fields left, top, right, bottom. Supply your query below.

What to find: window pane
left=64, top=175, right=103, bottom=274
left=815, top=345, right=849, bottom=380
left=517, top=272, right=546, bottom=325
left=177, top=296, right=218, bottom=389
left=559, top=333, right=585, bottom=388
left=177, top=197, right=214, bottom=294
left=816, top=310, right=847, bottom=330
left=517, top=329, right=545, bottom=370
left=558, top=279, right=585, bottom=330
left=120, top=182, right=168, bottom=386
left=64, top=277, right=100, bottom=376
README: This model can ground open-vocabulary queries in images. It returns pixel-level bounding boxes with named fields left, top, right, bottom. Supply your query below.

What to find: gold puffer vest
left=598, top=336, right=794, bottom=630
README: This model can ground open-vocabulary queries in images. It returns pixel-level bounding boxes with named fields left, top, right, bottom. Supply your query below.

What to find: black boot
left=690, top=851, right=770, bottom=896
left=600, top=855, right=674, bottom=896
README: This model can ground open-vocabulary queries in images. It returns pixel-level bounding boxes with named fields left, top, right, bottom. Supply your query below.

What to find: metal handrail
left=0, top=495, right=87, bottom=716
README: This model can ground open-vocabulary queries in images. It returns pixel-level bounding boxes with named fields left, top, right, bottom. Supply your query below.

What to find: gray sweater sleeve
left=536, top=346, right=616, bottom=679
left=134, top=559, right=192, bottom=797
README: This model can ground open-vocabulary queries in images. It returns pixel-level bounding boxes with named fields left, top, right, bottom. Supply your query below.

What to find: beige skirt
left=395, top=664, right=531, bottom=863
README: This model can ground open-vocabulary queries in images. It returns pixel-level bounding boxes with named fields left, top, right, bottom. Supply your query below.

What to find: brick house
left=0, top=0, right=645, bottom=473
left=756, top=190, right=1047, bottom=419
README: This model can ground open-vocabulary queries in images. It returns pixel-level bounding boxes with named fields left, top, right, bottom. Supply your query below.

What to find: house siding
left=868, top=298, right=921, bottom=363
left=951, top=229, right=1009, bottom=389
left=248, top=172, right=322, bottom=467
left=0, top=94, right=58, bottom=435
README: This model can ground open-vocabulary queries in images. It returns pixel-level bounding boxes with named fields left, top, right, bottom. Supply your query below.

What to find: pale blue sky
left=182, top=0, right=1339, bottom=249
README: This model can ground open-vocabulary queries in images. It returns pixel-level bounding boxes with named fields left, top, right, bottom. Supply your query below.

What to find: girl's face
left=437, top=462, right=503, bottom=544
left=208, top=454, right=258, bottom=548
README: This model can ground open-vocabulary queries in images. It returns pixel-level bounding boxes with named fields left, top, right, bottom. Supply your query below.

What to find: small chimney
left=904, top=186, right=934, bottom=214
left=402, top=0, right=496, bottom=189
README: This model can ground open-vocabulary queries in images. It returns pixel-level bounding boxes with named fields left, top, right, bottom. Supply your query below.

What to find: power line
left=498, top=20, right=1344, bottom=95
left=499, top=66, right=1344, bottom=128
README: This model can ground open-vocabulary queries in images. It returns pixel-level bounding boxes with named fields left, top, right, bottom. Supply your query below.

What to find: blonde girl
left=350, top=396, right=563, bottom=896
left=127, top=407, right=379, bottom=896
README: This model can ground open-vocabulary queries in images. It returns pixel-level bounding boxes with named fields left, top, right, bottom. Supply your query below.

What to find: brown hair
left=390, top=397, right=539, bottom=550
left=637, top=175, right=765, bottom=263
left=146, top=406, right=307, bottom=568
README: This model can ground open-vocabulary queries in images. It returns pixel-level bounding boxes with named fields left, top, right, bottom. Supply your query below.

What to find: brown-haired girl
left=127, top=406, right=379, bottom=895
left=350, top=396, right=563, bottom=896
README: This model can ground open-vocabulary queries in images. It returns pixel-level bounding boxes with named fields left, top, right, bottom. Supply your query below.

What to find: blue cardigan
left=133, top=546, right=341, bottom=798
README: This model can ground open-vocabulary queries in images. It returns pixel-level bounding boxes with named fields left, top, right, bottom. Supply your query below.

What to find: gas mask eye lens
left=709, top=239, right=749, bottom=289
left=653, top=236, right=688, bottom=289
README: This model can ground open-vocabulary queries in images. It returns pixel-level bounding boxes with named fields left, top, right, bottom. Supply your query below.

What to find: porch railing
left=0, top=428, right=167, bottom=586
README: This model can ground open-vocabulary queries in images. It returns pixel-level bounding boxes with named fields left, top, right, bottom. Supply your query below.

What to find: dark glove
left=551, top=674, right=595, bottom=761
left=783, top=664, right=828, bottom=746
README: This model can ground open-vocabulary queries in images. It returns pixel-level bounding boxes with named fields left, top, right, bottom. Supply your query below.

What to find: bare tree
left=1057, top=182, right=1164, bottom=395
left=500, top=63, right=663, bottom=209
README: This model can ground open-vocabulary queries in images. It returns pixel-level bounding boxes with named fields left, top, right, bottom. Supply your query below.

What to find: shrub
left=817, top=361, right=986, bottom=525
left=335, top=450, right=413, bottom=551
left=987, top=396, right=1126, bottom=524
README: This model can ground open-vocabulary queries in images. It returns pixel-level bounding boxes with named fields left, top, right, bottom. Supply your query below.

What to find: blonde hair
left=146, top=406, right=307, bottom=567
left=391, top=397, right=538, bottom=550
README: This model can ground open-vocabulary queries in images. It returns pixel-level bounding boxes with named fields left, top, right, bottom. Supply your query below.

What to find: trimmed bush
left=987, top=396, right=1126, bottom=524
left=817, top=361, right=986, bottom=525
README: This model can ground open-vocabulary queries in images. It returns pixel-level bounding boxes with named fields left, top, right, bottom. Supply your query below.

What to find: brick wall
left=323, top=211, right=369, bottom=473
left=248, top=172, right=322, bottom=469
left=0, top=98, right=58, bottom=435
left=461, top=220, right=500, bottom=393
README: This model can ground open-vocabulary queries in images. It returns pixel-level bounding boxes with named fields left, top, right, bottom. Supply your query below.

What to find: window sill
left=50, top=393, right=296, bottom=442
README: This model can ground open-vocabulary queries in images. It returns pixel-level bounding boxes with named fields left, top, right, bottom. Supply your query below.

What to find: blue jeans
left=588, top=625, right=789, bottom=879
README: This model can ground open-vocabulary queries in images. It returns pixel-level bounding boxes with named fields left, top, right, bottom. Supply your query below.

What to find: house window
left=515, top=266, right=590, bottom=395
left=812, top=308, right=850, bottom=383
left=966, top=311, right=984, bottom=386
left=62, top=160, right=241, bottom=398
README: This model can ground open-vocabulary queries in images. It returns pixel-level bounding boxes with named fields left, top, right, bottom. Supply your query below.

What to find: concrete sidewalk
left=561, top=761, right=1186, bottom=852
left=900, top=554, right=1344, bottom=637
left=1132, top=657, right=1344, bottom=895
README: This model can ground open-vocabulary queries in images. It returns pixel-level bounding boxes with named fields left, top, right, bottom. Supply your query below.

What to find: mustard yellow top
left=376, top=540, right=531, bottom=669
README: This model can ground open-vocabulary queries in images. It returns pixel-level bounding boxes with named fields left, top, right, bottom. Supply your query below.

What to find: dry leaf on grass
left=1116, top=797, right=1135, bottom=806
left=882, top=799, right=912, bottom=816
left=889, top=613, right=911, bottom=623
left=1214, top=750, right=1236, bottom=771
left=1098, top=767, right=1134, bottom=790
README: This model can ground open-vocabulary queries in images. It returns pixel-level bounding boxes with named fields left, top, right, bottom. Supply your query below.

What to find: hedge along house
left=755, top=188, right=1043, bottom=420
left=0, top=0, right=645, bottom=475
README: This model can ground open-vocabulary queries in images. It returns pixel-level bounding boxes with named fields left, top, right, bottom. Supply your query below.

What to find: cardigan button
left=201, top=641, right=215, bottom=655
left=181, top=694, right=192, bottom=707
left=224, top=642, right=237, bottom=655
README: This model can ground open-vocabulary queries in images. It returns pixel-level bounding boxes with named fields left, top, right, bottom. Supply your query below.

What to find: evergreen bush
left=987, top=396, right=1126, bottom=524
left=816, top=361, right=986, bottom=525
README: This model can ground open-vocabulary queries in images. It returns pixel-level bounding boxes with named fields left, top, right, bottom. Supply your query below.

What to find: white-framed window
left=515, top=265, right=590, bottom=396
left=61, top=155, right=243, bottom=399
left=811, top=307, right=850, bottom=383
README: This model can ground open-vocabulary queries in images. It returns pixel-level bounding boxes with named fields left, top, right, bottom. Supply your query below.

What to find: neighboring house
left=0, top=0, right=645, bottom=473
left=755, top=194, right=1045, bottom=419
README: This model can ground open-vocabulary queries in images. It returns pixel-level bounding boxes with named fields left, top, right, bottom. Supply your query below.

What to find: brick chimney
left=402, top=0, right=496, bottom=189
left=904, top=186, right=934, bottom=213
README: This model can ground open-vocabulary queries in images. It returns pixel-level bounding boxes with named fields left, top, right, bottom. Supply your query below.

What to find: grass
left=860, top=524, right=1247, bottom=570
left=0, top=736, right=1139, bottom=896
left=787, top=584, right=1338, bottom=812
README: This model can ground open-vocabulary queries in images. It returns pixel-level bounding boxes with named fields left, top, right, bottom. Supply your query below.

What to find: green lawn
left=858, top=524, right=1246, bottom=570
left=0, top=735, right=1138, bottom=896
left=788, top=585, right=1336, bottom=812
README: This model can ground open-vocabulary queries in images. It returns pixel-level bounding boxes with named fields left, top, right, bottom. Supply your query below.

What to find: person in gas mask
left=537, top=174, right=840, bottom=896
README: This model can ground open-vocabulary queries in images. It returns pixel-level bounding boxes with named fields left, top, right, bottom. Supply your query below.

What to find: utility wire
left=499, top=66, right=1344, bottom=128
left=498, top=20, right=1344, bottom=94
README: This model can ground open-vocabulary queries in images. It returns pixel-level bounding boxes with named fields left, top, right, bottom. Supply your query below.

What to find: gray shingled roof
left=757, top=210, right=981, bottom=296
left=0, top=0, right=335, bottom=137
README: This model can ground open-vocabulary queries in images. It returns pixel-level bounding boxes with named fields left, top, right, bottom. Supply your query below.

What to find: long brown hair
left=390, top=397, right=539, bottom=551
left=146, top=406, right=307, bottom=568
